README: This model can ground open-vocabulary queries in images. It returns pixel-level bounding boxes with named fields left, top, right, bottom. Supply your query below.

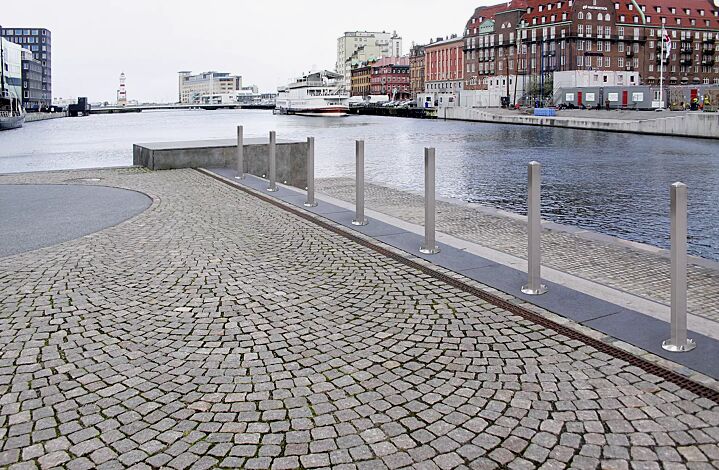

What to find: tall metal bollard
left=521, top=161, right=547, bottom=295
left=267, top=131, right=278, bottom=192
left=304, top=137, right=317, bottom=207
left=419, top=147, right=440, bottom=254
left=235, top=125, right=244, bottom=180
left=352, top=140, right=368, bottom=225
left=662, top=182, right=696, bottom=352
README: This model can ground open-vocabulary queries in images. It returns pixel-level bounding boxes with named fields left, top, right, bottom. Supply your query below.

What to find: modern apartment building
left=409, top=44, right=426, bottom=99
left=461, top=0, right=719, bottom=106
left=178, top=71, right=243, bottom=104
left=337, top=31, right=403, bottom=90
left=1, top=27, right=52, bottom=110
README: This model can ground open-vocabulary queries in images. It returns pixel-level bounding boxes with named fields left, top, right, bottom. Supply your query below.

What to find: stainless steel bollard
left=419, top=147, right=440, bottom=254
left=235, top=125, right=244, bottom=180
left=662, top=182, right=696, bottom=352
left=521, top=161, right=547, bottom=295
left=352, top=140, right=368, bottom=225
left=267, top=131, right=278, bottom=192
left=304, top=137, right=318, bottom=207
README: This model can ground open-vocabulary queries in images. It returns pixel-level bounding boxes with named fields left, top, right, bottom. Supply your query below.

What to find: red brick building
left=424, top=35, right=465, bottom=96
left=369, top=57, right=411, bottom=99
left=462, top=0, right=719, bottom=99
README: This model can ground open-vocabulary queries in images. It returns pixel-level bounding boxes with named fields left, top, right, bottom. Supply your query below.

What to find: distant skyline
left=2, top=0, right=494, bottom=103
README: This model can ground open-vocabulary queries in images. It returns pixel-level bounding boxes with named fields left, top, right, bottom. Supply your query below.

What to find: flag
left=662, top=29, right=672, bottom=59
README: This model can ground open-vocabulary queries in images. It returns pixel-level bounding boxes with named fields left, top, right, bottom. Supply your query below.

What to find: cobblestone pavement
left=315, top=178, right=719, bottom=325
left=1, top=168, right=718, bottom=470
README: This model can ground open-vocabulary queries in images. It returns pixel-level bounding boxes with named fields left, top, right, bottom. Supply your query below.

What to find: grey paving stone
left=0, top=168, right=717, bottom=470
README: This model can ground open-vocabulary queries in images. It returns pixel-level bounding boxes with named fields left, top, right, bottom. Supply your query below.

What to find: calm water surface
left=1, top=109, right=718, bottom=260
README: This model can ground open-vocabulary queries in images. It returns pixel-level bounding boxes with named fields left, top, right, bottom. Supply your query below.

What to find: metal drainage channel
left=198, top=169, right=719, bottom=404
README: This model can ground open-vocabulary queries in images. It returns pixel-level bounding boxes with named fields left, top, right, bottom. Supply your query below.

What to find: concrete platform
left=208, top=167, right=719, bottom=380
left=133, top=138, right=309, bottom=188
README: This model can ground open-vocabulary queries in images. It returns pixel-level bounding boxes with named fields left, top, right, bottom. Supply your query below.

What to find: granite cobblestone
left=0, top=168, right=717, bottom=468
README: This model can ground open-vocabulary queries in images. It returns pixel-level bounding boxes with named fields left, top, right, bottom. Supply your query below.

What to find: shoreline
left=437, top=106, right=719, bottom=140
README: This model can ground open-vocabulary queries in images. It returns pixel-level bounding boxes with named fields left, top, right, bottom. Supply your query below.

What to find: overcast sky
left=2, top=0, right=494, bottom=103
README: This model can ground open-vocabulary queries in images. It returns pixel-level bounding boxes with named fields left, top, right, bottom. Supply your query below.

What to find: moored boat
left=275, top=70, right=349, bottom=117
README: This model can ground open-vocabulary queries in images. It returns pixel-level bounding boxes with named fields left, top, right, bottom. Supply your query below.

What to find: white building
left=178, top=71, right=243, bottom=104
left=1, top=37, right=27, bottom=100
left=336, top=31, right=402, bottom=90
left=552, top=71, right=640, bottom=97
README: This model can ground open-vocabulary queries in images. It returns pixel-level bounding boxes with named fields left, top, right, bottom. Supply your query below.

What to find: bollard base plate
left=304, top=201, right=318, bottom=208
left=267, top=187, right=279, bottom=192
left=521, top=284, right=548, bottom=295
left=234, top=175, right=245, bottom=180
left=352, top=218, right=368, bottom=226
left=662, top=338, right=696, bottom=352
left=420, top=245, right=440, bottom=255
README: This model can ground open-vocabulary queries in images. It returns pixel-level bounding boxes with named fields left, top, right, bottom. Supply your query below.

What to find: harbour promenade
left=314, top=178, right=719, bottom=329
left=440, top=108, right=719, bottom=140
left=1, top=168, right=718, bottom=470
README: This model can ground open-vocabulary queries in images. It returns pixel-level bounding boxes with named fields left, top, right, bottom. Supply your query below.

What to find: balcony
left=626, top=49, right=634, bottom=56
left=680, top=46, right=692, bottom=53
left=703, top=58, right=716, bottom=65
left=702, top=47, right=715, bottom=54
left=680, top=58, right=693, bottom=65
left=703, top=37, right=716, bottom=44
left=656, top=56, right=669, bottom=64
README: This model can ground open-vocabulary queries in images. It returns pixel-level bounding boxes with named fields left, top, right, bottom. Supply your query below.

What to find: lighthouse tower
left=117, top=72, right=127, bottom=106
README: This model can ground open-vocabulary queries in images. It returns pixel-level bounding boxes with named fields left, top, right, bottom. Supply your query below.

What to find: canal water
left=1, top=109, right=718, bottom=261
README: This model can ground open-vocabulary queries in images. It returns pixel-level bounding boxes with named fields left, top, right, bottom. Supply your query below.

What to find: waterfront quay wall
left=441, top=107, right=719, bottom=139
left=133, top=138, right=309, bottom=188
left=25, top=111, right=67, bottom=123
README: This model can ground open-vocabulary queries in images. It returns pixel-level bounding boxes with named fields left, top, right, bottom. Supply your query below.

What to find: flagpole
left=659, top=28, right=664, bottom=109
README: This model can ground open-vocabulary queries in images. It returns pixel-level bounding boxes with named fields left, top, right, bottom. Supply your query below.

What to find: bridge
left=89, top=103, right=274, bottom=114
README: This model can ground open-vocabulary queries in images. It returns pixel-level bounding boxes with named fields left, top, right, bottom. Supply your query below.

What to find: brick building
left=409, top=44, right=426, bottom=99
left=351, top=65, right=372, bottom=96
left=461, top=0, right=719, bottom=105
left=369, top=57, right=411, bottom=99
left=424, top=35, right=465, bottom=105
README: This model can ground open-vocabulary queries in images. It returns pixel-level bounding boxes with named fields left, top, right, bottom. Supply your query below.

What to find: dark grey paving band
left=197, top=168, right=719, bottom=404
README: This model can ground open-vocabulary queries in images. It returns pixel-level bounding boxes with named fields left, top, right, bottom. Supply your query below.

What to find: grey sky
left=2, top=0, right=491, bottom=103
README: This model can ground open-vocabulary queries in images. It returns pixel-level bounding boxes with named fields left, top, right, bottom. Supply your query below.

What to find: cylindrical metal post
left=267, top=131, right=278, bottom=192
left=352, top=140, right=368, bottom=225
left=521, top=161, right=547, bottom=295
left=662, top=182, right=696, bottom=352
left=304, top=137, right=317, bottom=207
left=235, top=125, right=244, bottom=180
left=419, top=148, right=440, bottom=254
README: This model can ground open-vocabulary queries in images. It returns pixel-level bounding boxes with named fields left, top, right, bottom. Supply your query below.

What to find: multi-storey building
left=351, top=64, right=372, bottom=96
left=409, top=44, right=426, bottom=99
left=461, top=0, right=719, bottom=106
left=423, top=36, right=465, bottom=105
left=178, top=71, right=243, bottom=104
left=336, top=31, right=403, bottom=90
left=1, top=27, right=52, bottom=110
left=369, top=57, right=411, bottom=99
left=21, top=49, right=43, bottom=111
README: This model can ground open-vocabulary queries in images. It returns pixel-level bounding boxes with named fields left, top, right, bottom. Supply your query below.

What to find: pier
left=89, top=103, right=274, bottom=114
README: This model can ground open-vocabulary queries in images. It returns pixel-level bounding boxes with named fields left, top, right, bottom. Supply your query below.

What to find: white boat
left=275, top=70, right=349, bottom=117
left=0, top=94, right=25, bottom=130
